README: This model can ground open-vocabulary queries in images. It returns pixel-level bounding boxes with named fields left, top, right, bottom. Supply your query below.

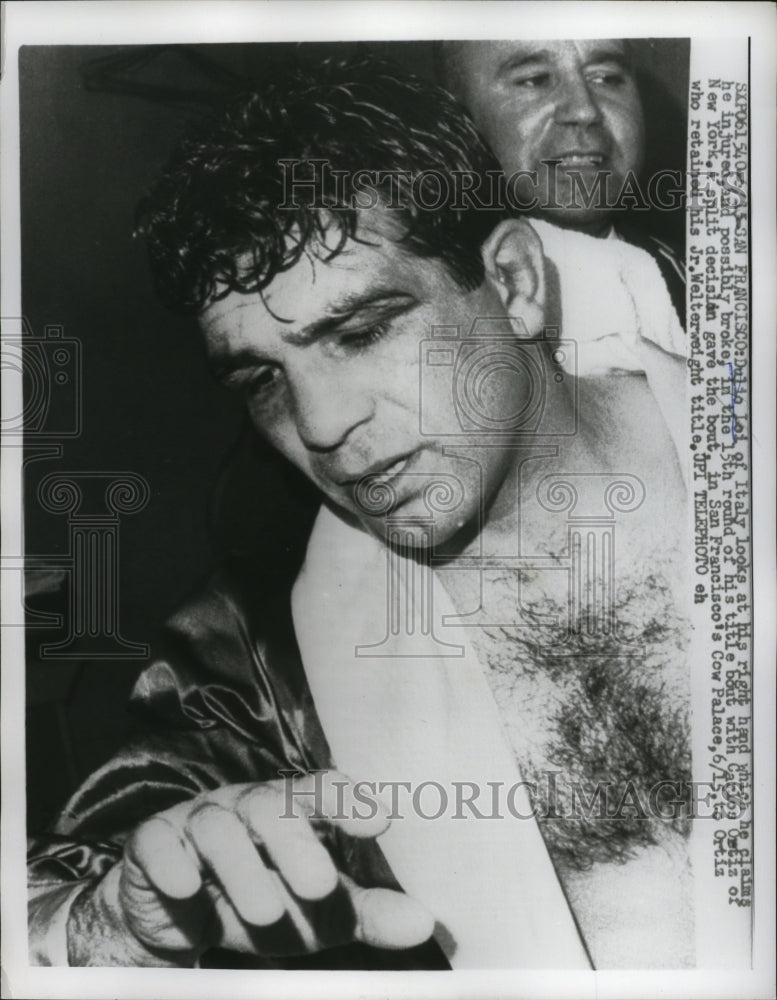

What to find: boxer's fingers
left=168, top=772, right=390, bottom=840
left=342, top=875, right=436, bottom=951
left=271, top=771, right=391, bottom=839
left=185, top=803, right=285, bottom=926
left=202, top=873, right=351, bottom=956
left=204, top=871, right=433, bottom=958
left=135, top=773, right=400, bottom=949
left=126, top=815, right=202, bottom=900
left=237, top=786, right=339, bottom=901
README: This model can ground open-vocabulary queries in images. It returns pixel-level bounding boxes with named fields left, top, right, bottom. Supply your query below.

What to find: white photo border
left=2, top=2, right=775, bottom=998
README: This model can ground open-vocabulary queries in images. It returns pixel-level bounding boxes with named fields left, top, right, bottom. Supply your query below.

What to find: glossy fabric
left=27, top=566, right=448, bottom=970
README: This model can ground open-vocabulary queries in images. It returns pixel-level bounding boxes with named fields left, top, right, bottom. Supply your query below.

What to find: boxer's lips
left=337, top=451, right=414, bottom=488
left=364, top=454, right=411, bottom=484
left=338, top=450, right=436, bottom=512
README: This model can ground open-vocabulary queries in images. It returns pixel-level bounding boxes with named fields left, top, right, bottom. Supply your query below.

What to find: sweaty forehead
left=200, top=208, right=451, bottom=350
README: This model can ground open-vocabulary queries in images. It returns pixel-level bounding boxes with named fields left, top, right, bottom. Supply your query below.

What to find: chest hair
left=441, top=553, right=692, bottom=876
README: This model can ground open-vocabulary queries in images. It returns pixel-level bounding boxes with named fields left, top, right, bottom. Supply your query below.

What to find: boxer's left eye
left=338, top=319, right=392, bottom=351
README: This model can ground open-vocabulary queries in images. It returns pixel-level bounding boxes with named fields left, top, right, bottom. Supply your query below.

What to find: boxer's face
left=447, top=39, right=645, bottom=234
left=201, top=209, right=531, bottom=548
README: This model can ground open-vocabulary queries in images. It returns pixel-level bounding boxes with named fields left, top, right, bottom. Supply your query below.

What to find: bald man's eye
left=511, top=72, right=552, bottom=90
left=586, top=66, right=630, bottom=87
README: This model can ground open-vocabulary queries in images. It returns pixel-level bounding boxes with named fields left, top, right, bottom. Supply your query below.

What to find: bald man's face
left=447, top=40, right=645, bottom=235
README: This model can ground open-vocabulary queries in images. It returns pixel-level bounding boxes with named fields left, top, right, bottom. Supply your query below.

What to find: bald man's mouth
left=545, top=151, right=606, bottom=168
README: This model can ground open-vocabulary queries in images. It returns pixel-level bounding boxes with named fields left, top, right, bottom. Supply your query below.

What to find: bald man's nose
left=553, top=74, right=602, bottom=125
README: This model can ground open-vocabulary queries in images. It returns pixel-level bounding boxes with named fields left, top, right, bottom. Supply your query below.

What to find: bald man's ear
left=481, top=219, right=546, bottom=338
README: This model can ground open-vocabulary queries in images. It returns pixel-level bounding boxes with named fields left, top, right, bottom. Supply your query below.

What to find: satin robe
left=27, top=564, right=449, bottom=969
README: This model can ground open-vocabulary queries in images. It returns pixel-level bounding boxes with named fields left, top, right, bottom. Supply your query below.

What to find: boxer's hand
left=67, top=772, right=434, bottom=966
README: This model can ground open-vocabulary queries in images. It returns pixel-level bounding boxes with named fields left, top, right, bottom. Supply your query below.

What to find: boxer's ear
left=481, top=219, right=545, bottom=337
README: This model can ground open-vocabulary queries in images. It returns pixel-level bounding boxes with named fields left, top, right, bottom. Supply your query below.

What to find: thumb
left=341, top=875, right=436, bottom=950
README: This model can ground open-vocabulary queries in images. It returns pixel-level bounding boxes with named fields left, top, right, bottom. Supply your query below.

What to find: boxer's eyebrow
left=208, top=288, right=415, bottom=381
left=280, top=289, right=414, bottom=347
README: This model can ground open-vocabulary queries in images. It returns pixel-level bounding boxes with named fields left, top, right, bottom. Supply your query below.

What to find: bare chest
left=438, top=533, right=694, bottom=966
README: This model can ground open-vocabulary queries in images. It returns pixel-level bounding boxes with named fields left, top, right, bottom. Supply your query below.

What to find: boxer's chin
left=359, top=507, right=475, bottom=558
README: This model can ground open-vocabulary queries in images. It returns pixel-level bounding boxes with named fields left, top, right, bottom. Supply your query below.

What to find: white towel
left=291, top=506, right=590, bottom=969
left=529, top=219, right=688, bottom=480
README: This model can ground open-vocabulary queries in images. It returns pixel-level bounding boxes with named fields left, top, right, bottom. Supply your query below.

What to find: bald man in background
left=438, top=39, right=686, bottom=323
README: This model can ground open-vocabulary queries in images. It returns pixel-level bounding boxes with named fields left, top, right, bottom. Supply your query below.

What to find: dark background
left=20, top=39, right=690, bottom=830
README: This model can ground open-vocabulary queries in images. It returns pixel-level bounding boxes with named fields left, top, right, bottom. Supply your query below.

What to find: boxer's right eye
left=245, top=365, right=282, bottom=400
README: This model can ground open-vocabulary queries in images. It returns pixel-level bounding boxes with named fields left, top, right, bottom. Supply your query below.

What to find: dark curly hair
left=136, top=54, right=509, bottom=315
